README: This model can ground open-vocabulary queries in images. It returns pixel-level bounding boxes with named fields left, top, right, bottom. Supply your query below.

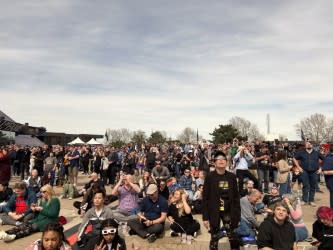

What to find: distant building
left=0, top=110, right=102, bottom=146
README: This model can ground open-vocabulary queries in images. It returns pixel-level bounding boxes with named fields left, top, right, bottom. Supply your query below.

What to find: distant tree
left=229, top=116, right=264, bottom=141
left=295, top=113, right=328, bottom=143
left=178, top=127, right=196, bottom=143
left=131, top=130, right=147, bottom=145
left=210, top=124, right=240, bottom=144
left=0, top=131, right=10, bottom=145
left=105, top=128, right=132, bottom=145
left=148, top=131, right=166, bottom=144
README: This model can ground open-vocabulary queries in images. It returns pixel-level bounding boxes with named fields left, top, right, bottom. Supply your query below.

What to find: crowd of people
left=0, top=138, right=332, bottom=249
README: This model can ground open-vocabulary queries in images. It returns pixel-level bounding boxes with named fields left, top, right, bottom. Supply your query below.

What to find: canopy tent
left=68, top=137, right=85, bottom=145
left=15, top=134, right=44, bottom=147
left=86, top=138, right=102, bottom=145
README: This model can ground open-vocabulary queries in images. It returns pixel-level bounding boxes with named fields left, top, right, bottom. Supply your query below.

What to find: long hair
left=171, top=188, right=186, bottom=217
left=41, top=222, right=68, bottom=250
left=40, top=184, right=56, bottom=204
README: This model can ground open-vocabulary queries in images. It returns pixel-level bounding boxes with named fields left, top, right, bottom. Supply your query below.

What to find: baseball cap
left=146, top=184, right=158, bottom=195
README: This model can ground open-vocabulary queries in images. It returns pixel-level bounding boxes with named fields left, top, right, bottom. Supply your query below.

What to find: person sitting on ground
left=240, top=180, right=255, bottom=197
left=0, top=182, right=13, bottom=213
left=73, top=182, right=108, bottom=216
left=110, top=173, right=140, bottom=223
left=158, top=180, right=170, bottom=200
left=127, top=183, right=168, bottom=243
left=138, top=169, right=156, bottom=198
left=151, top=159, right=170, bottom=184
left=0, top=181, right=37, bottom=226
left=235, top=189, right=262, bottom=239
left=179, top=168, right=195, bottom=201
left=195, top=170, right=205, bottom=188
left=312, top=206, right=333, bottom=250
left=25, top=222, right=72, bottom=250
left=262, top=184, right=283, bottom=216
left=77, top=188, right=114, bottom=248
left=168, top=177, right=181, bottom=194
left=25, top=169, right=42, bottom=195
left=192, top=184, right=203, bottom=214
left=168, top=188, right=200, bottom=245
left=82, top=218, right=126, bottom=250
left=0, top=184, right=60, bottom=242
left=257, top=201, right=297, bottom=250
left=283, top=194, right=308, bottom=242
left=80, top=172, right=105, bottom=196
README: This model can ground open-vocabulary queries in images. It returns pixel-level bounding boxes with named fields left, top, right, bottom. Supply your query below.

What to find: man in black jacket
left=202, top=151, right=241, bottom=250
left=257, top=201, right=297, bottom=250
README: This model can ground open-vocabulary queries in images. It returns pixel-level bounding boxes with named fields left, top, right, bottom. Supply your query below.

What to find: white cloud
left=1, top=0, right=333, bottom=140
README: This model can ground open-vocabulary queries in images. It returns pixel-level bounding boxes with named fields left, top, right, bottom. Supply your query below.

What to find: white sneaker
left=0, top=218, right=3, bottom=225
left=186, top=235, right=193, bottom=245
left=4, top=234, right=16, bottom=242
left=0, top=231, right=7, bottom=240
left=310, top=202, right=317, bottom=207
left=181, top=234, right=187, bottom=244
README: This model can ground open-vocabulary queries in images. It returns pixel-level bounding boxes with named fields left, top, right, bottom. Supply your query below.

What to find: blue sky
left=1, top=0, right=333, bottom=140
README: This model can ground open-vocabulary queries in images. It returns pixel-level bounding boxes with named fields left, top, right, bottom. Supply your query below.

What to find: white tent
left=86, top=138, right=102, bottom=145
left=68, top=137, right=85, bottom=145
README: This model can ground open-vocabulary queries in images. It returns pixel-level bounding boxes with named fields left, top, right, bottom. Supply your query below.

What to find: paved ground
left=0, top=173, right=326, bottom=249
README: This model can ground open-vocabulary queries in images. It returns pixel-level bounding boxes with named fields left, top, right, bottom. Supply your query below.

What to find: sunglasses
left=102, top=228, right=117, bottom=235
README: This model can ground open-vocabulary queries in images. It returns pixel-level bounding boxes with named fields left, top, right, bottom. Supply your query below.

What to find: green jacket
left=31, top=198, right=60, bottom=231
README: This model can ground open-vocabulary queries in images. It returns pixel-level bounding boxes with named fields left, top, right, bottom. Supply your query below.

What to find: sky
left=1, top=0, right=333, bottom=141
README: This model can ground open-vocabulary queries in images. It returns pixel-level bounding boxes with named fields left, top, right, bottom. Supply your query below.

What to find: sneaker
left=310, top=202, right=317, bottom=207
left=186, top=235, right=193, bottom=245
left=181, top=233, right=187, bottom=244
left=300, top=201, right=307, bottom=206
left=0, top=231, right=7, bottom=240
left=147, top=234, right=157, bottom=243
left=316, top=190, right=324, bottom=193
left=15, top=221, right=22, bottom=226
left=68, top=197, right=73, bottom=200
left=170, top=231, right=179, bottom=237
left=3, top=234, right=16, bottom=242
left=193, top=231, right=197, bottom=238
left=0, top=218, right=3, bottom=225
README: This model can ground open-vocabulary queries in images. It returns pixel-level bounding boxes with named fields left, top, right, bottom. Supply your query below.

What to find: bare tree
left=295, top=113, right=328, bottom=143
left=229, top=116, right=264, bottom=141
left=177, top=127, right=196, bottom=143
left=229, top=116, right=251, bottom=138
left=106, top=128, right=132, bottom=144
left=131, top=130, right=147, bottom=145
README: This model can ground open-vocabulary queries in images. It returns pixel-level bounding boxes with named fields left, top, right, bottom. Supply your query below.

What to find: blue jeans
left=295, top=226, right=308, bottom=242
left=300, top=171, right=317, bottom=202
left=258, top=168, right=269, bottom=193
left=279, top=178, right=291, bottom=197
left=235, top=219, right=256, bottom=237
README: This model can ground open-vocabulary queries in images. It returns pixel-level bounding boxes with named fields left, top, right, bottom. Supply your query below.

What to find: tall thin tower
left=266, top=114, right=271, bottom=134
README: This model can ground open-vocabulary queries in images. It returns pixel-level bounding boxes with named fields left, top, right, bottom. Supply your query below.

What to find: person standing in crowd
left=25, top=222, right=72, bottom=250
left=127, top=183, right=168, bottom=243
left=202, top=151, right=241, bottom=250
left=68, top=146, right=80, bottom=186
left=255, top=146, right=271, bottom=194
left=312, top=206, right=333, bottom=250
left=293, top=141, right=324, bottom=206
left=322, top=145, right=333, bottom=209
left=276, top=150, right=292, bottom=197
left=0, top=147, right=11, bottom=184
left=234, top=146, right=259, bottom=192
left=257, top=201, right=297, bottom=250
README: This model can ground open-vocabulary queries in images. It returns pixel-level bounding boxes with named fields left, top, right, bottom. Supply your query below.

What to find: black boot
left=209, top=239, right=218, bottom=250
